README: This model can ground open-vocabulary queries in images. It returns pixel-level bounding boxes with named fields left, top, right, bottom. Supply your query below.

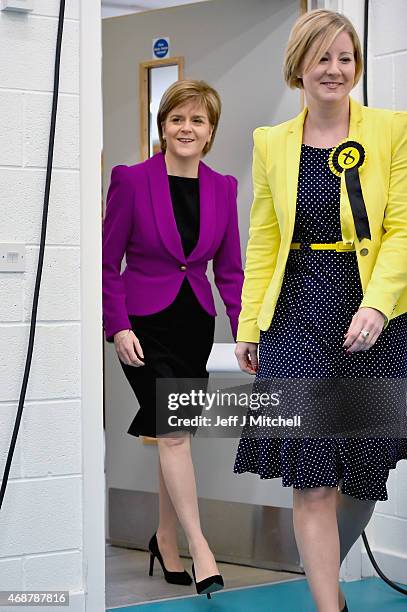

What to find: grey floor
left=105, top=544, right=302, bottom=608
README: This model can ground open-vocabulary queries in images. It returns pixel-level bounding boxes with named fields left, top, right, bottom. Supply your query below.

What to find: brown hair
left=283, top=9, right=363, bottom=89
left=157, top=79, right=221, bottom=155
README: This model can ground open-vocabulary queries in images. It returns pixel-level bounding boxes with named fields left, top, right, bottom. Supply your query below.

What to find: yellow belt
left=290, top=241, right=355, bottom=252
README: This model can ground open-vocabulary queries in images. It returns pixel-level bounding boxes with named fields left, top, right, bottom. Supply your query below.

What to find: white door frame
left=80, top=1, right=105, bottom=610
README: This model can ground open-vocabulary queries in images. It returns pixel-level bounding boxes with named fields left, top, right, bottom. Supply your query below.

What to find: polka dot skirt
left=233, top=144, right=407, bottom=501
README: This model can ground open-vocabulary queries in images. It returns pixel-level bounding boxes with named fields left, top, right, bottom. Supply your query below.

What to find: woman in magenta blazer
left=102, top=80, right=243, bottom=598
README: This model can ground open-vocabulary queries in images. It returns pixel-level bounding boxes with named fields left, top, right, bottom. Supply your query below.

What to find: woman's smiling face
left=162, top=101, right=213, bottom=162
left=300, top=31, right=356, bottom=104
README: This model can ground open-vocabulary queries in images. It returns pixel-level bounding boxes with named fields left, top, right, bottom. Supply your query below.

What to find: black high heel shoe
left=148, top=533, right=192, bottom=585
left=341, top=601, right=348, bottom=612
left=191, top=562, right=224, bottom=599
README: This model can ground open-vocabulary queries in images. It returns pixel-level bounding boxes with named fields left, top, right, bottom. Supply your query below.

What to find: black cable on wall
left=0, top=0, right=66, bottom=510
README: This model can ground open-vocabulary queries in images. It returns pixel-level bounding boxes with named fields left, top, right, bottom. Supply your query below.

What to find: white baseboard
left=362, top=548, right=407, bottom=584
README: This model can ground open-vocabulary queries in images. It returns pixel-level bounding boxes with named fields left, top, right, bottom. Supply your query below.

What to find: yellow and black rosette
left=328, top=140, right=371, bottom=241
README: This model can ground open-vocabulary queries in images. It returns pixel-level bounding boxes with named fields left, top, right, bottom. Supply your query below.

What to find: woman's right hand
left=114, top=329, right=145, bottom=367
left=234, top=342, right=258, bottom=375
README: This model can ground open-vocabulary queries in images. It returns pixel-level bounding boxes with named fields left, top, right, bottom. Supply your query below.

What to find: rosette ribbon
left=328, top=140, right=371, bottom=241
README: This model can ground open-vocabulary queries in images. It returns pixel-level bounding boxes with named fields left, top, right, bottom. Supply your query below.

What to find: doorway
left=100, top=0, right=304, bottom=608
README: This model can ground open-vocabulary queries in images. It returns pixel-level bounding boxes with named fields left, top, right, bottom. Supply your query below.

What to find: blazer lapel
left=340, top=96, right=364, bottom=244
left=286, top=107, right=307, bottom=233
left=187, top=160, right=216, bottom=262
left=147, top=153, right=185, bottom=262
left=348, top=95, right=363, bottom=139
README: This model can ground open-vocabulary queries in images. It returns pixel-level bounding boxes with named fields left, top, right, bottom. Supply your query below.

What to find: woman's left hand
left=343, top=307, right=386, bottom=353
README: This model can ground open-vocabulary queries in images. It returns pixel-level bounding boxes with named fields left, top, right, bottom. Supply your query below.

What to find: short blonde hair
left=283, top=9, right=363, bottom=89
left=157, top=79, right=221, bottom=155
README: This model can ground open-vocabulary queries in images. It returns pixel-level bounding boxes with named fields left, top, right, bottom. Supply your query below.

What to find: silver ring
left=360, top=329, right=370, bottom=339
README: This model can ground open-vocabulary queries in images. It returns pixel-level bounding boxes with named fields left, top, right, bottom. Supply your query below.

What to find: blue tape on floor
left=107, top=577, right=407, bottom=611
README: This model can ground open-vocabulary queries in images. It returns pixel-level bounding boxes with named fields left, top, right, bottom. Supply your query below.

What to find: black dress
left=119, top=175, right=215, bottom=438
left=234, top=144, right=407, bottom=501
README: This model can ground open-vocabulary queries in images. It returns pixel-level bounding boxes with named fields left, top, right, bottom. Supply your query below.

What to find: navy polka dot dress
left=233, top=144, right=407, bottom=501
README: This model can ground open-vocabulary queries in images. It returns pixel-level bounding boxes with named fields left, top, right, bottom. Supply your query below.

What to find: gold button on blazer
left=237, top=97, right=407, bottom=343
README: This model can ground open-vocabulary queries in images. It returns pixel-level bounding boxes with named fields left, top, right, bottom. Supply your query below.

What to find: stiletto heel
left=341, top=601, right=348, bottom=612
left=191, top=562, right=224, bottom=598
left=149, top=552, right=154, bottom=576
left=148, top=533, right=192, bottom=585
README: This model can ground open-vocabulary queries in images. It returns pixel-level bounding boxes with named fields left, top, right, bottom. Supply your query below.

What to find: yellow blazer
left=237, top=97, right=407, bottom=343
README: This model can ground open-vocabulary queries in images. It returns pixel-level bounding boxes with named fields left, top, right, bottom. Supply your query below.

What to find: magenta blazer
left=102, top=152, right=243, bottom=342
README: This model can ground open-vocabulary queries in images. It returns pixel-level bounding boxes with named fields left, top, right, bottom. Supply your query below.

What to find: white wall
left=0, top=2, right=99, bottom=609
left=361, top=0, right=407, bottom=583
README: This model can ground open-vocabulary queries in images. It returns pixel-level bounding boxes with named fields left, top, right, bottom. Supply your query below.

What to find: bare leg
left=157, top=433, right=219, bottom=582
left=155, top=459, right=185, bottom=572
left=336, top=481, right=376, bottom=610
left=293, top=486, right=341, bottom=612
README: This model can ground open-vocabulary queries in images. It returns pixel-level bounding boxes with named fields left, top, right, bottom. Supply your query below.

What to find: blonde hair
left=283, top=9, right=363, bottom=89
left=157, top=79, right=221, bottom=155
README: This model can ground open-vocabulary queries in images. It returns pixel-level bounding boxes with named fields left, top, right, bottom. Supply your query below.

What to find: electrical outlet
left=0, top=0, right=34, bottom=12
left=0, top=244, right=26, bottom=272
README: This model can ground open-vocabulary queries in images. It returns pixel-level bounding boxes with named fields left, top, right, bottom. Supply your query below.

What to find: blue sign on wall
left=153, top=38, right=170, bottom=59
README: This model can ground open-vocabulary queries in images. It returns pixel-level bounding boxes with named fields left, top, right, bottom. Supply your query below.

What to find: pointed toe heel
left=148, top=533, right=192, bottom=586
left=191, top=562, right=224, bottom=598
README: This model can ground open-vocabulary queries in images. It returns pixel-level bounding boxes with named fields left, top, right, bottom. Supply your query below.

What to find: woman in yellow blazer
left=234, top=9, right=407, bottom=612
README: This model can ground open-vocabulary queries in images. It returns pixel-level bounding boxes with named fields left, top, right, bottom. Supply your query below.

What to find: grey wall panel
left=109, top=488, right=303, bottom=572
